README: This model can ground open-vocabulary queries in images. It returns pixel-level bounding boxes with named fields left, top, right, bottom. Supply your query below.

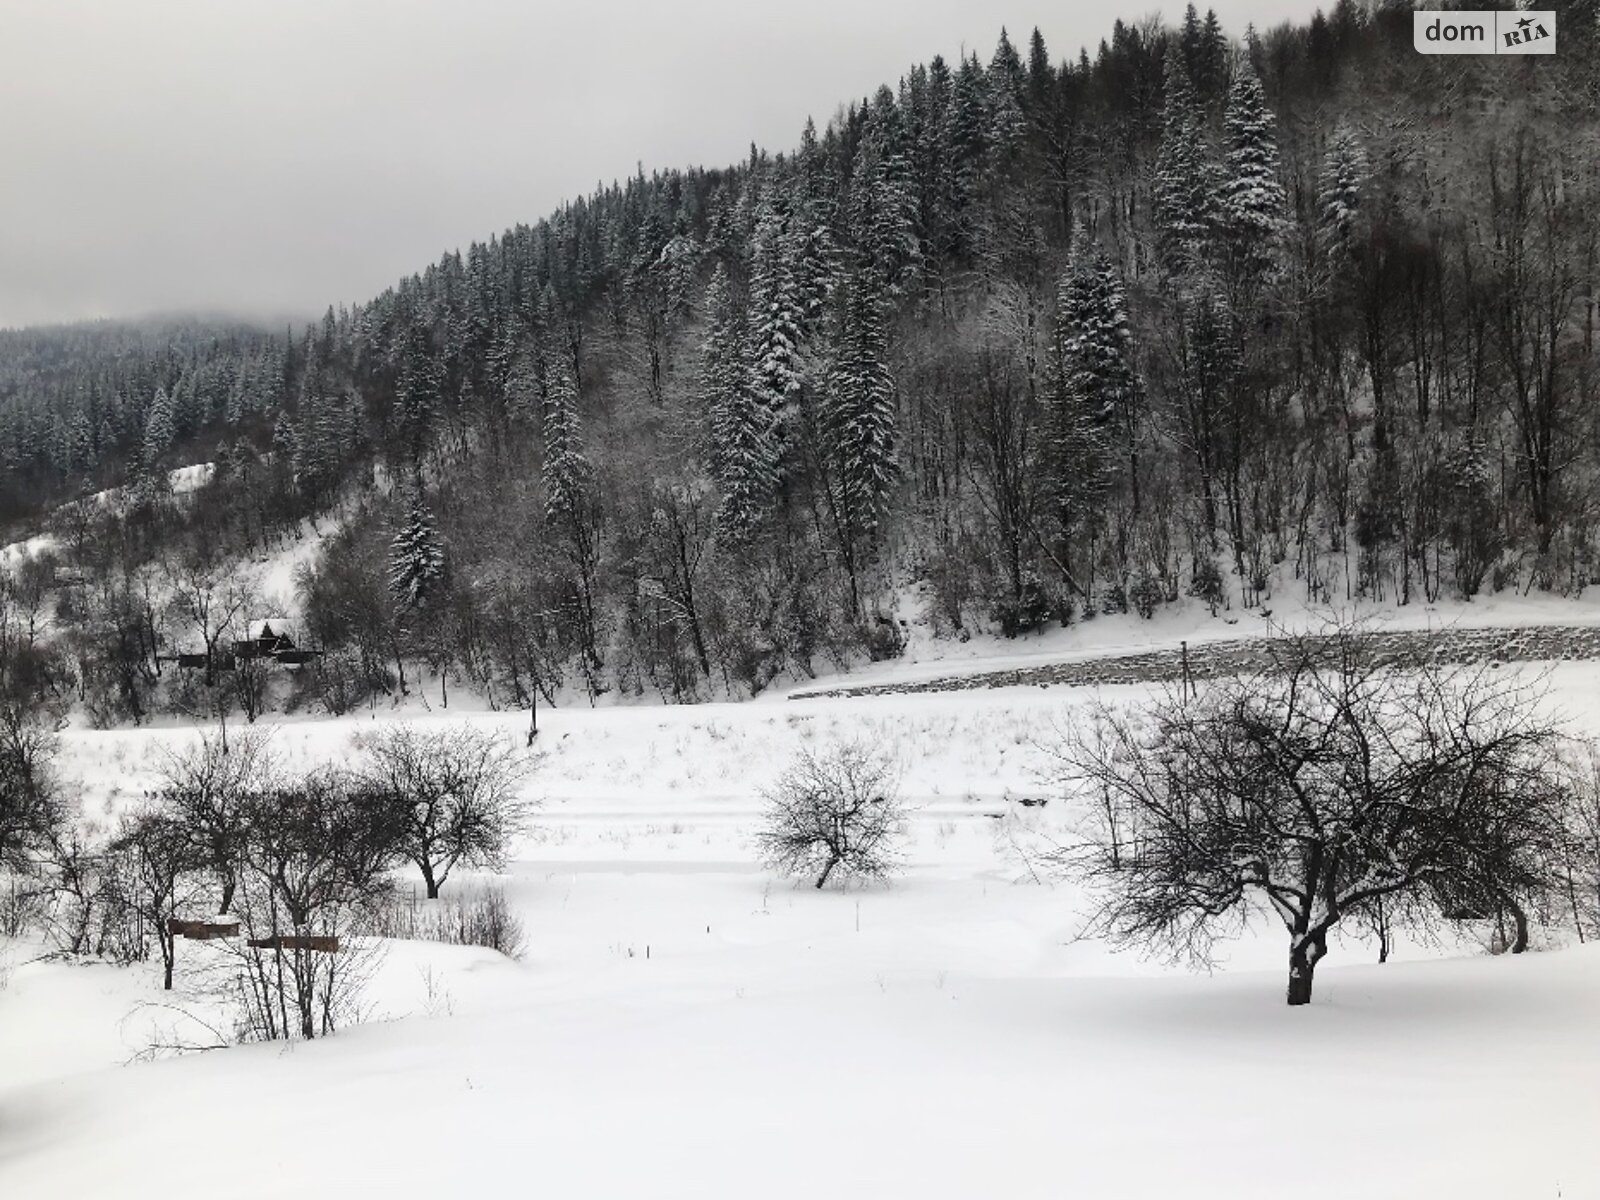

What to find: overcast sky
left=0, top=0, right=1328, bottom=330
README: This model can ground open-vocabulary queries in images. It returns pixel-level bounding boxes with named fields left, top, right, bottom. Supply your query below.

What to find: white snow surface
left=4, top=670, right=1600, bottom=1198
left=787, top=579, right=1600, bottom=696
left=0, top=533, right=58, bottom=571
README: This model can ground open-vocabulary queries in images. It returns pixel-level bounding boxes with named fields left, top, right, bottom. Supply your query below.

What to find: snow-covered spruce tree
left=293, top=391, right=357, bottom=505
left=388, top=490, right=446, bottom=611
left=790, top=118, right=840, bottom=331
left=542, top=365, right=603, bottom=678
left=541, top=366, right=590, bottom=527
left=745, top=197, right=806, bottom=479
left=1316, top=122, right=1368, bottom=257
left=702, top=264, right=777, bottom=540
left=941, top=52, right=989, bottom=256
left=142, top=385, right=174, bottom=469
left=397, top=325, right=441, bottom=461
left=503, top=348, right=540, bottom=428
left=1051, top=240, right=1138, bottom=562
left=67, top=409, right=95, bottom=475
left=819, top=270, right=898, bottom=611
left=986, top=28, right=1029, bottom=156
left=1152, top=44, right=1218, bottom=274
left=849, top=89, right=921, bottom=296
left=1219, top=51, right=1287, bottom=277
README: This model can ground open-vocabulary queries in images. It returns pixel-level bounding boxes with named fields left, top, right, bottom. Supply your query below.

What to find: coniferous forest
left=1, top=2, right=1598, bottom=723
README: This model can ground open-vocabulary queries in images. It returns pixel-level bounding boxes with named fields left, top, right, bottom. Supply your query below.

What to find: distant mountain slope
left=1, top=3, right=1598, bottom=726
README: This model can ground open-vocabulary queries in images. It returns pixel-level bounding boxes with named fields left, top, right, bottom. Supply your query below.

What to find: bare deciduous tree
left=111, top=808, right=205, bottom=989
left=0, top=707, right=64, bottom=874
left=756, top=740, right=906, bottom=889
left=358, top=724, right=533, bottom=899
left=1557, top=746, right=1600, bottom=943
left=157, top=730, right=274, bottom=913
left=164, top=557, right=255, bottom=689
left=227, top=764, right=398, bottom=1041
left=1049, top=624, right=1574, bottom=1005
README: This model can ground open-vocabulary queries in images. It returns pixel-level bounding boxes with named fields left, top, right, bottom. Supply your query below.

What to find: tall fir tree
left=1153, top=45, right=1218, bottom=273
left=1220, top=51, right=1287, bottom=272
left=703, top=265, right=778, bottom=539
left=388, top=490, right=446, bottom=610
left=143, top=385, right=174, bottom=469
left=745, top=196, right=806, bottom=475
left=1052, top=240, right=1138, bottom=544
left=821, top=271, right=898, bottom=556
left=398, top=324, right=441, bottom=463
left=1317, top=122, right=1368, bottom=254
left=542, top=363, right=604, bottom=679
left=849, top=92, right=921, bottom=296
left=945, top=53, right=990, bottom=254
left=987, top=29, right=1028, bottom=154
left=542, top=365, right=590, bottom=525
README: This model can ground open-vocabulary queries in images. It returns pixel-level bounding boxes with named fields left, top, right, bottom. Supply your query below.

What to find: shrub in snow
left=1187, top=554, right=1225, bottom=613
left=993, top=571, right=1055, bottom=638
left=1129, top=573, right=1163, bottom=621
left=756, top=741, right=906, bottom=889
left=372, top=884, right=526, bottom=960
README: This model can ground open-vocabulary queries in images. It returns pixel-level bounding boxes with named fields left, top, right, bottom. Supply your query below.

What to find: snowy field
left=2, top=668, right=1599, bottom=1198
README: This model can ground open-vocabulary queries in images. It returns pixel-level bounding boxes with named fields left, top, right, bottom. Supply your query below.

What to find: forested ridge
left=1, top=1, right=1598, bottom=724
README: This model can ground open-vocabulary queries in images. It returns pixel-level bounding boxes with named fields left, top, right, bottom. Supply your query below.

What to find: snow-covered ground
left=794, top=578, right=1600, bottom=696
left=4, top=671, right=1599, bottom=1198
left=83, top=461, right=216, bottom=508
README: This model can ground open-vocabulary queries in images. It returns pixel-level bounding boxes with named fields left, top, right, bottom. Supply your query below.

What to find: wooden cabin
left=232, top=618, right=296, bottom=661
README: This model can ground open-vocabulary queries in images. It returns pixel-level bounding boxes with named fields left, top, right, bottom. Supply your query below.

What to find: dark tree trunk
left=1287, top=933, right=1325, bottom=1006
left=814, top=856, right=839, bottom=890
left=1507, top=900, right=1529, bottom=954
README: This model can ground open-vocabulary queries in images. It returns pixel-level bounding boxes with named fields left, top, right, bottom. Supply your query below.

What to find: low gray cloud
left=0, top=0, right=1323, bottom=329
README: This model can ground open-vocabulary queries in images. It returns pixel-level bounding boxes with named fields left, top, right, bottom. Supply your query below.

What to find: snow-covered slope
left=3, top=667, right=1598, bottom=1199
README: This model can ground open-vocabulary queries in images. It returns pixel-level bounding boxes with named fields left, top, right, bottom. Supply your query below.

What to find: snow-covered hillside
left=3, top=669, right=1598, bottom=1198
left=1, top=463, right=217, bottom=571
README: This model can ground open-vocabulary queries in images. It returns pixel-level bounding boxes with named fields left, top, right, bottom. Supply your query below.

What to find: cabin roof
left=245, top=618, right=295, bottom=641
